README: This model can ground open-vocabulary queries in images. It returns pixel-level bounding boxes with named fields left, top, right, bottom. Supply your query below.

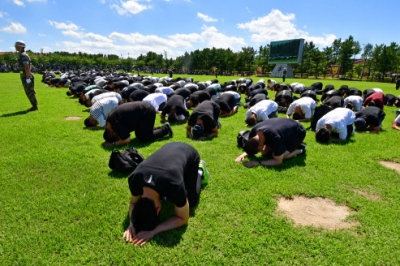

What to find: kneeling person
left=103, top=102, right=173, bottom=147
left=123, top=142, right=209, bottom=246
left=235, top=118, right=306, bottom=167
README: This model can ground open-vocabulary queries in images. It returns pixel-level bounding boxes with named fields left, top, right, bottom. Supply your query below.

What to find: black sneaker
left=164, top=122, right=173, bottom=137
left=27, top=106, right=38, bottom=111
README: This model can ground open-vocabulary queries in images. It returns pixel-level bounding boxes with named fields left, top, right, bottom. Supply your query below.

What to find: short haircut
left=84, top=117, right=95, bottom=128
left=395, top=101, right=400, bottom=108
left=345, top=102, right=354, bottom=110
left=315, top=127, right=330, bottom=143
left=78, top=97, right=86, bottom=105
left=168, top=112, right=178, bottom=123
left=132, top=197, right=159, bottom=232
left=292, top=112, right=302, bottom=120
left=192, top=124, right=204, bottom=138
left=103, top=128, right=117, bottom=142
left=368, top=101, right=376, bottom=107
left=243, top=138, right=259, bottom=156
left=245, top=115, right=257, bottom=126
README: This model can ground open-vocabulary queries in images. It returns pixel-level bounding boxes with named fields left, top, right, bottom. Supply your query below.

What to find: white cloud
left=111, top=0, right=152, bottom=16
left=48, top=21, right=79, bottom=31
left=86, top=32, right=113, bottom=43
left=99, top=0, right=106, bottom=3
left=197, top=13, right=217, bottom=22
left=62, top=30, right=85, bottom=39
left=0, top=12, right=3, bottom=18
left=27, top=0, right=47, bottom=2
left=38, top=33, right=46, bottom=37
left=1, top=22, right=27, bottom=34
left=237, top=9, right=336, bottom=48
left=13, top=0, right=25, bottom=6
left=200, top=25, right=246, bottom=50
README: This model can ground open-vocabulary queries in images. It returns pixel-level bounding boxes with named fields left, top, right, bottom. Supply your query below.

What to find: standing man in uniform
left=15, top=41, right=38, bottom=111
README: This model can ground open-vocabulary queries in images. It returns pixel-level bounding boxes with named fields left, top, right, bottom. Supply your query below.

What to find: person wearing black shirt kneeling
left=235, top=118, right=306, bottom=167
left=123, top=142, right=210, bottom=246
left=103, top=102, right=173, bottom=147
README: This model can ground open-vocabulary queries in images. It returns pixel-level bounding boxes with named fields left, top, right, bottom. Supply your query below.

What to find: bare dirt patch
left=277, top=196, right=358, bottom=230
left=65, top=116, right=82, bottom=121
left=379, top=161, right=400, bottom=175
left=352, top=189, right=380, bottom=201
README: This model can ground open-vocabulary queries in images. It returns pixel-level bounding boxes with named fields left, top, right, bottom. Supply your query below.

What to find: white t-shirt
left=245, top=100, right=278, bottom=122
left=90, top=97, right=120, bottom=127
left=316, top=108, right=356, bottom=140
left=155, top=87, right=174, bottom=96
left=267, top=79, right=276, bottom=88
left=143, top=93, right=167, bottom=111
left=286, top=97, right=316, bottom=119
left=291, top=82, right=305, bottom=93
left=91, top=92, right=122, bottom=104
left=395, top=114, right=400, bottom=123
left=343, top=95, right=363, bottom=111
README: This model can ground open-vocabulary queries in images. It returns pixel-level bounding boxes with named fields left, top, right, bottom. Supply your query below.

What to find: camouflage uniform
left=18, top=51, right=37, bottom=107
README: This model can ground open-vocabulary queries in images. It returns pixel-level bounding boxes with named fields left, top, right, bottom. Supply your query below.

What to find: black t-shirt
left=246, top=83, right=262, bottom=95
left=129, top=90, right=150, bottom=101
left=204, top=87, right=217, bottom=97
left=88, top=89, right=108, bottom=99
left=162, top=95, right=189, bottom=117
left=248, top=88, right=267, bottom=98
left=385, top=94, right=397, bottom=105
left=301, top=90, right=317, bottom=101
left=173, top=88, right=191, bottom=99
left=113, top=81, right=127, bottom=90
left=107, top=102, right=154, bottom=140
left=275, top=90, right=293, bottom=103
left=248, top=94, right=267, bottom=108
left=128, top=142, right=200, bottom=207
left=188, top=100, right=220, bottom=133
left=215, top=93, right=236, bottom=113
left=249, top=118, right=305, bottom=156
left=355, top=106, right=385, bottom=127
left=325, top=95, right=344, bottom=108
left=189, top=91, right=211, bottom=105
left=347, top=88, right=362, bottom=96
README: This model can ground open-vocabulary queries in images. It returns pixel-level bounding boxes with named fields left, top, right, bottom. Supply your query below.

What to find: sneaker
left=298, top=142, right=307, bottom=155
left=199, top=160, right=210, bottom=185
left=164, top=122, right=173, bottom=137
left=27, top=106, right=38, bottom=111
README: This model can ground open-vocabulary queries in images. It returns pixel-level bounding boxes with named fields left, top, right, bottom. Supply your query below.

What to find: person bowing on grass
left=235, top=118, right=306, bottom=167
left=123, top=142, right=210, bottom=246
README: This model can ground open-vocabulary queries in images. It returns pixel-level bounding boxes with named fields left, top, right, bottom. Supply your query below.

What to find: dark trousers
left=183, top=154, right=201, bottom=207
left=135, top=109, right=169, bottom=142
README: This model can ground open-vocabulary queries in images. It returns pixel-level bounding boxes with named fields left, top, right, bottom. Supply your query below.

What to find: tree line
left=1, top=35, right=399, bottom=80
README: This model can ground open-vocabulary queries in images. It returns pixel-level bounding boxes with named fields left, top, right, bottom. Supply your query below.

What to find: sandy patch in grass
left=277, top=196, right=358, bottom=230
left=379, top=160, right=400, bottom=175
left=65, top=116, right=82, bottom=120
left=352, top=189, right=380, bottom=201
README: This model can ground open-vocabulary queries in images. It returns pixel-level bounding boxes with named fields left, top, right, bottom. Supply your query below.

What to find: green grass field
left=1, top=73, right=400, bottom=265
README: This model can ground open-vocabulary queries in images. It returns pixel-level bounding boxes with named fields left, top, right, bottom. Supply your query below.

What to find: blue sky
left=0, top=0, right=397, bottom=58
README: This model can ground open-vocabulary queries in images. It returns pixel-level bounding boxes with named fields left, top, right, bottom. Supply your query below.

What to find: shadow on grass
left=121, top=200, right=196, bottom=247
left=0, top=110, right=29, bottom=117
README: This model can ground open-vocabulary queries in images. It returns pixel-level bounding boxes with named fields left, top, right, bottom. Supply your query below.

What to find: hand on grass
left=123, top=224, right=136, bottom=242
left=102, top=142, right=113, bottom=147
left=243, top=161, right=260, bottom=168
left=235, top=154, right=246, bottom=162
left=132, top=230, right=155, bottom=246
